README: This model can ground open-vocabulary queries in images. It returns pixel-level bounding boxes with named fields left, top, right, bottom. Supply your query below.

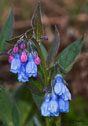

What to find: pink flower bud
left=13, top=46, right=19, bottom=53
left=8, top=56, right=14, bottom=63
left=34, top=56, right=41, bottom=65
left=21, top=52, right=28, bottom=62
left=17, top=40, right=21, bottom=44
left=21, top=43, right=26, bottom=49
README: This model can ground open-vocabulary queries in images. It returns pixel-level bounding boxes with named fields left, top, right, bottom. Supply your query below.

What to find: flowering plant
left=0, top=2, right=84, bottom=126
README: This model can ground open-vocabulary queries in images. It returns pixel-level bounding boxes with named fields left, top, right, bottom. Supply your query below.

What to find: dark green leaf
left=26, top=82, right=42, bottom=95
left=32, top=2, right=43, bottom=42
left=12, top=103, right=20, bottom=126
left=40, top=43, right=47, bottom=60
left=46, top=26, right=60, bottom=67
left=56, top=35, right=84, bottom=71
left=0, top=86, right=20, bottom=126
left=0, top=87, right=13, bottom=124
left=32, top=93, right=43, bottom=109
left=0, top=9, right=14, bottom=51
left=11, top=85, right=34, bottom=125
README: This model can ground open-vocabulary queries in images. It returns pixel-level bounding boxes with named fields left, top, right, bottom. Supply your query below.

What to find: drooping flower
left=10, top=53, right=21, bottom=74
left=18, top=63, right=29, bottom=82
left=58, top=97, right=69, bottom=113
left=8, top=37, right=40, bottom=83
left=41, top=94, right=51, bottom=116
left=41, top=73, right=72, bottom=117
left=54, top=75, right=65, bottom=96
left=26, top=53, right=37, bottom=77
left=48, top=93, right=59, bottom=116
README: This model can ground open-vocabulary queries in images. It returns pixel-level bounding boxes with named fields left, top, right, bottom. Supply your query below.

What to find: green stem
left=45, top=118, right=50, bottom=126
left=31, top=38, right=48, bottom=85
left=56, top=117, right=61, bottom=126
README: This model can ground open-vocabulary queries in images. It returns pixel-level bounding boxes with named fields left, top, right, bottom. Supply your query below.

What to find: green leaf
left=12, top=85, right=34, bottom=126
left=56, top=35, right=84, bottom=71
left=40, top=43, right=47, bottom=60
left=32, top=93, right=43, bottom=110
left=0, top=9, right=14, bottom=51
left=31, top=38, right=48, bottom=85
left=46, top=26, right=60, bottom=67
left=0, top=86, right=20, bottom=126
left=32, top=2, right=43, bottom=42
left=0, top=87, right=13, bottom=124
left=26, top=82, right=42, bottom=95
left=12, top=103, right=20, bottom=126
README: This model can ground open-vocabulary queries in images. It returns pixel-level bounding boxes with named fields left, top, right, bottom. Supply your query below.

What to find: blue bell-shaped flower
left=18, top=63, right=29, bottom=83
left=41, top=94, right=51, bottom=117
left=58, top=97, right=69, bottom=113
left=26, top=53, right=37, bottom=77
left=54, top=75, right=65, bottom=96
left=48, top=93, right=59, bottom=116
left=10, top=54, right=21, bottom=74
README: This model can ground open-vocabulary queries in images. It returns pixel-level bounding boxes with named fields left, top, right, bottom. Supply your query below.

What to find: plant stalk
left=31, top=38, right=48, bottom=85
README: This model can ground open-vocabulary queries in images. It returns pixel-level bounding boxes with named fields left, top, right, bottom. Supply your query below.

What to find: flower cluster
left=8, top=39, right=41, bottom=82
left=41, top=74, right=71, bottom=116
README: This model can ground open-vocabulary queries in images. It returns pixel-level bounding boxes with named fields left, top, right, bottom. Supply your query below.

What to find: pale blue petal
left=41, top=102, right=50, bottom=117
left=10, top=55, right=21, bottom=74
left=58, top=98, right=69, bottom=113
left=61, top=86, right=71, bottom=101
left=54, top=82, right=62, bottom=95
left=18, top=63, right=29, bottom=82
left=26, top=61, right=37, bottom=77
left=48, top=94, right=59, bottom=115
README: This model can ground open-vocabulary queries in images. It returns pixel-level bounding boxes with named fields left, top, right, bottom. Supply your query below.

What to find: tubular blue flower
left=58, top=97, right=69, bottom=113
left=18, top=63, right=29, bottom=83
left=54, top=75, right=65, bottom=96
left=41, top=95, right=51, bottom=117
left=61, top=86, right=71, bottom=101
left=10, top=54, right=21, bottom=74
left=26, top=53, right=37, bottom=77
left=48, top=94, right=59, bottom=116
